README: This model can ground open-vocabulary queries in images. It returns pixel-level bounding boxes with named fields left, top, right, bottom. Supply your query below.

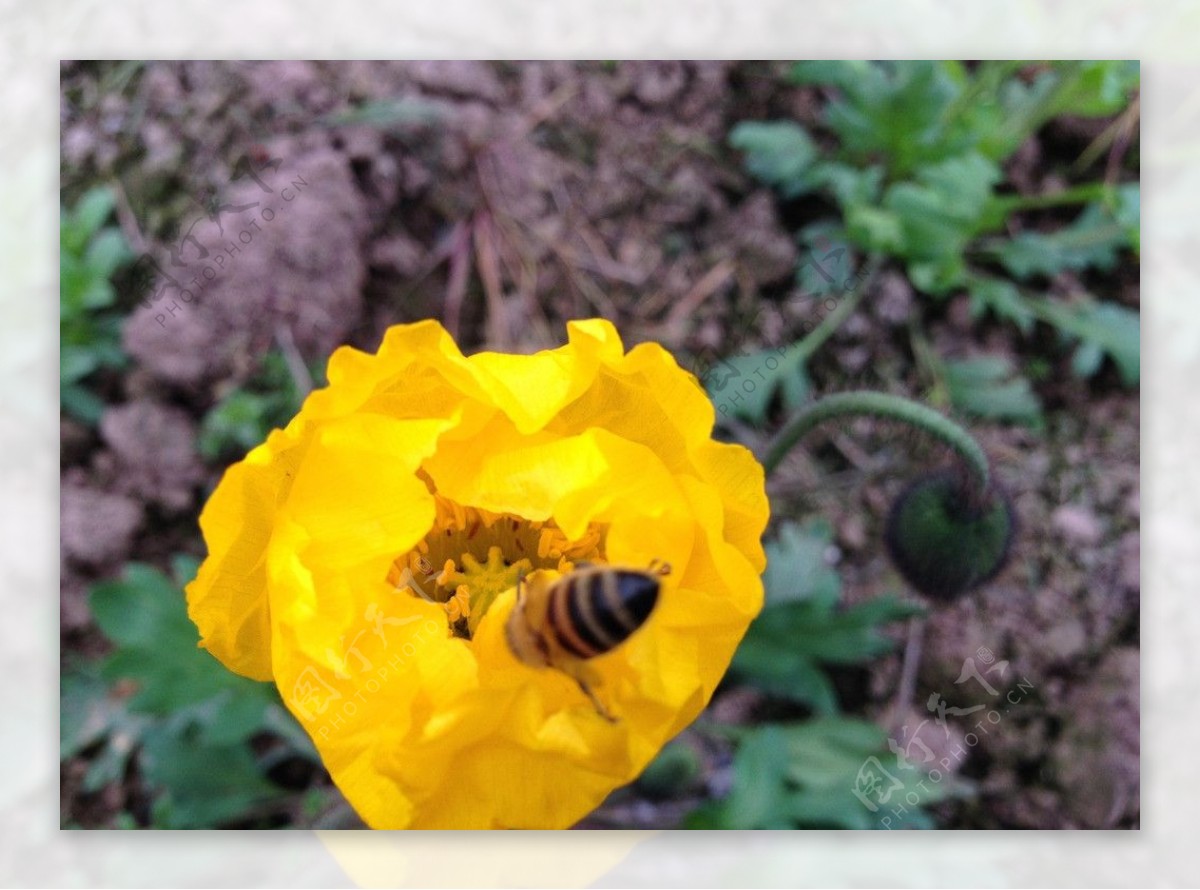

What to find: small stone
left=61, top=485, right=143, bottom=568
left=1051, top=505, right=1104, bottom=546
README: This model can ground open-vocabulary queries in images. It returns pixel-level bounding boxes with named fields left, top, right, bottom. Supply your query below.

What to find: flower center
left=388, top=496, right=606, bottom=639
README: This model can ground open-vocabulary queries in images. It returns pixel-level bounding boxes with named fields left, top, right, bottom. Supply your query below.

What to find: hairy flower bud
left=884, top=470, right=1015, bottom=602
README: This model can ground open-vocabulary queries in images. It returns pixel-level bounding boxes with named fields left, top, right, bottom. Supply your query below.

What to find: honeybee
left=505, top=561, right=670, bottom=721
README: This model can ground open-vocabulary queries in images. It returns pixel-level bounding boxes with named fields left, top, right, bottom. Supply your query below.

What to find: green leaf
left=729, top=121, right=818, bottom=198
left=845, top=205, right=904, bottom=256
left=61, top=345, right=101, bottom=385
left=966, top=277, right=1035, bottom=335
left=67, top=553, right=318, bottom=828
left=636, top=740, right=702, bottom=800
left=906, top=257, right=968, bottom=296
left=319, top=98, right=442, bottom=130
left=993, top=202, right=1129, bottom=279
left=781, top=717, right=886, bottom=786
left=704, top=344, right=809, bottom=425
left=61, top=664, right=125, bottom=759
left=795, top=61, right=969, bottom=175
left=761, top=520, right=840, bottom=606
left=689, top=718, right=971, bottom=830
left=197, top=350, right=314, bottom=461
left=943, top=356, right=1043, bottom=425
left=1114, top=183, right=1140, bottom=254
left=732, top=648, right=839, bottom=716
left=883, top=152, right=1002, bottom=265
left=720, top=726, right=795, bottom=829
left=1035, top=299, right=1140, bottom=385
left=62, top=187, right=117, bottom=255
left=84, top=228, right=133, bottom=284
left=1054, top=60, right=1139, bottom=118
left=809, top=162, right=885, bottom=207
left=89, top=563, right=276, bottom=721
left=790, top=61, right=881, bottom=98
left=60, top=189, right=131, bottom=424
left=734, top=520, right=920, bottom=711
left=60, top=383, right=107, bottom=426
left=198, top=390, right=283, bottom=461
left=141, top=728, right=284, bottom=828
left=90, top=564, right=193, bottom=650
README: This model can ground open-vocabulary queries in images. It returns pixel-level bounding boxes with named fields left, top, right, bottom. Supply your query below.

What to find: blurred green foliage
left=677, top=521, right=948, bottom=829
left=732, top=519, right=921, bottom=715
left=686, top=719, right=969, bottom=829
left=723, top=60, right=1140, bottom=425
left=61, top=557, right=317, bottom=828
left=198, top=351, right=323, bottom=462
left=60, top=186, right=133, bottom=424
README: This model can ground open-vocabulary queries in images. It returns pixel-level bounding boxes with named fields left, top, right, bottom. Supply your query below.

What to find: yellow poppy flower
left=186, top=318, right=768, bottom=829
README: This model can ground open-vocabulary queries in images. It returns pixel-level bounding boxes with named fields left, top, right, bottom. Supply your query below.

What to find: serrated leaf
left=61, top=665, right=125, bottom=759
left=845, top=204, right=904, bottom=256
left=198, top=390, right=283, bottom=461
left=732, top=639, right=839, bottom=716
left=89, top=563, right=277, bottom=721
left=1038, top=300, right=1140, bottom=385
left=90, top=564, right=192, bottom=649
left=729, top=121, right=818, bottom=198
left=943, top=356, right=1043, bottom=424
left=83, top=228, right=132, bottom=285
left=967, top=277, right=1035, bottom=335
left=790, top=61, right=882, bottom=98
left=813, top=61, right=971, bottom=174
left=63, top=187, right=117, bottom=254
left=60, top=383, right=107, bottom=426
left=689, top=717, right=969, bottom=830
left=1054, top=60, right=1140, bottom=118
left=883, top=152, right=1002, bottom=264
left=191, top=689, right=275, bottom=747
left=809, top=162, right=885, bottom=207
left=735, top=520, right=918, bottom=710
left=761, top=520, right=840, bottom=606
left=141, top=728, right=284, bottom=828
left=994, top=202, right=1128, bottom=279
left=907, top=256, right=968, bottom=296
left=61, top=346, right=101, bottom=385
left=721, top=726, right=794, bottom=829
left=705, top=344, right=809, bottom=425
left=197, top=350, right=312, bottom=461
left=1071, top=339, right=1105, bottom=378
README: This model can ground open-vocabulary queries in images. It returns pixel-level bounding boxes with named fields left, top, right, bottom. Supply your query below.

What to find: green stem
left=762, top=390, right=992, bottom=495
left=1002, top=60, right=1086, bottom=148
left=989, top=182, right=1111, bottom=216
left=937, top=60, right=1026, bottom=133
left=787, top=254, right=884, bottom=364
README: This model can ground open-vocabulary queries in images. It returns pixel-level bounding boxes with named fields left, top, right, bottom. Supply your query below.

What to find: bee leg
left=566, top=661, right=617, bottom=723
left=648, top=558, right=672, bottom=577
left=576, top=676, right=617, bottom=724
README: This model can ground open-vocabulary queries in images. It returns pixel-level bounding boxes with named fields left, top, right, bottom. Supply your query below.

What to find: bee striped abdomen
left=548, top=569, right=660, bottom=659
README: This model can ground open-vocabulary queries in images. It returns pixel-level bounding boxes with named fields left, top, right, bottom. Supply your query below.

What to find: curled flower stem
left=762, top=390, right=992, bottom=495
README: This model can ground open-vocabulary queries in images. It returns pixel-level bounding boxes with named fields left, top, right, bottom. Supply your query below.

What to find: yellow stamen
left=388, top=496, right=606, bottom=639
